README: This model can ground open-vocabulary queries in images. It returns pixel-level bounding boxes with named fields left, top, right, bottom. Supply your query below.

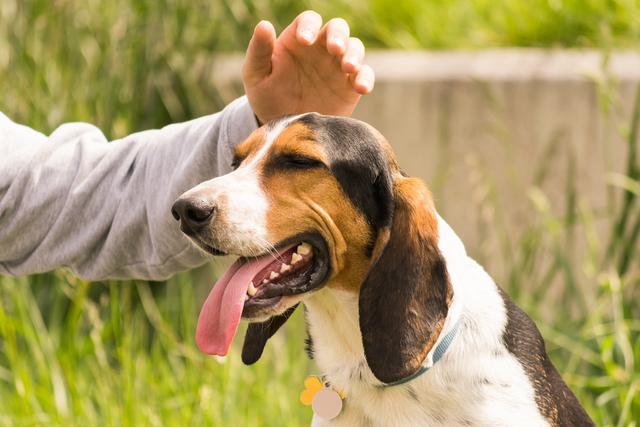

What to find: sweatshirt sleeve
left=0, top=96, right=258, bottom=280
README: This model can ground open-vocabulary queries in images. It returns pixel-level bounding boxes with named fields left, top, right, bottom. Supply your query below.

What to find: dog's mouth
left=195, top=233, right=330, bottom=356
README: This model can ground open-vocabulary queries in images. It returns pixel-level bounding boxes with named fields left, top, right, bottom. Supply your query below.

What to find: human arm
left=0, top=98, right=256, bottom=280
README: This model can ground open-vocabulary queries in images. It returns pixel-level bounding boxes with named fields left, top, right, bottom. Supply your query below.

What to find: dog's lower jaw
left=246, top=294, right=305, bottom=323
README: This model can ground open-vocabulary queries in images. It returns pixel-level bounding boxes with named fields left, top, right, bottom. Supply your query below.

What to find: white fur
left=179, top=117, right=298, bottom=256
left=304, top=215, right=549, bottom=427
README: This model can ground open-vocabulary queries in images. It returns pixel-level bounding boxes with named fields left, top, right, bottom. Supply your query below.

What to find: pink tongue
left=195, top=254, right=280, bottom=355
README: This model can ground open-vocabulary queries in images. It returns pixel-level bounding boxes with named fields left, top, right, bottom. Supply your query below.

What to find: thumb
left=243, top=20, right=276, bottom=85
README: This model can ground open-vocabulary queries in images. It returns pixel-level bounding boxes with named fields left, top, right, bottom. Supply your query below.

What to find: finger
left=342, top=37, right=365, bottom=74
left=351, top=64, right=375, bottom=94
left=295, top=10, right=322, bottom=46
left=243, top=20, right=276, bottom=84
left=323, top=18, right=350, bottom=56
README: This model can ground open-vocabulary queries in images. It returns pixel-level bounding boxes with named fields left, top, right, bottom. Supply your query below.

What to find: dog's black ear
left=359, top=177, right=452, bottom=384
left=242, top=304, right=298, bottom=365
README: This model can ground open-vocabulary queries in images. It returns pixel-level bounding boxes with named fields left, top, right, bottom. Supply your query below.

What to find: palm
left=256, top=39, right=358, bottom=118
left=243, top=13, right=374, bottom=124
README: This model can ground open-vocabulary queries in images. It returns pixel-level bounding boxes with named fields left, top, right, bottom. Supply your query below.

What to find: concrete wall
left=212, top=50, right=640, bottom=277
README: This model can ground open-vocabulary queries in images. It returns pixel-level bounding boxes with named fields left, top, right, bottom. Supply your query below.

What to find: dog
left=171, top=113, right=594, bottom=426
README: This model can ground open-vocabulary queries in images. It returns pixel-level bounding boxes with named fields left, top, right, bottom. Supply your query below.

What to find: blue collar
left=378, top=319, right=460, bottom=388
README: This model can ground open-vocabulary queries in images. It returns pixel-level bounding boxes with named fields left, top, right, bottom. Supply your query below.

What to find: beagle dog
left=172, top=114, right=594, bottom=427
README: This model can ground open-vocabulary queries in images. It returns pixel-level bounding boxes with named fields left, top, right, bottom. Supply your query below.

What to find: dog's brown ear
left=242, top=304, right=298, bottom=365
left=359, top=177, right=452, bottom=384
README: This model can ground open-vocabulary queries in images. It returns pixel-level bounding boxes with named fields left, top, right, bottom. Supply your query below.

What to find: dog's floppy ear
left=359, top=176, right=452, bottom=384
left=242, top=304, right=298, bottom=365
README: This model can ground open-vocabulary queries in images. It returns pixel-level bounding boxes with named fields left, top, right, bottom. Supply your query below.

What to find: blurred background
left=1, top=0, right=639, bottom=425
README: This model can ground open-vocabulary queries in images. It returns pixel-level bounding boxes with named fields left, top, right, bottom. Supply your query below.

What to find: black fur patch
left=304, top=335, right=314, bottom=360
left=295, top=114, right=394, bottom=235
left=498, top=288, right=594, bottom=426
left=241, top=304, right=298, bottom=365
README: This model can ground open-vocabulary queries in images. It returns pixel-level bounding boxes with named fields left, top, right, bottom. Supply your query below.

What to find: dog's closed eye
left=274, top=154, right=326, bottom=170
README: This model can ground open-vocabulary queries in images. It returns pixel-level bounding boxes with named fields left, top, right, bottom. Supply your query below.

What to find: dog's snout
left=171, top=197, right=216, bottom=231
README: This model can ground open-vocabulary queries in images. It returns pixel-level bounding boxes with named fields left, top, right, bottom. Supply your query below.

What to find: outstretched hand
left=243, top=11, right=375, bottom=124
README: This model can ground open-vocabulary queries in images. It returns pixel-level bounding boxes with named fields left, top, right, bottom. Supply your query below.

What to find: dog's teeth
left=297, top=243, right=312, bottom=255
left=280, top=263, right=291, bottom=273
left=262, top=279, right=269, bottom=284
left=270, top=271, right=280, bottom=280
left=247, top=282, right=257, bottom=296
left=291, top=253, right=303, bottom=264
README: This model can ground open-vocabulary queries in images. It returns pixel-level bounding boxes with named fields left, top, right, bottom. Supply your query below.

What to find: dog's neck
left=304, top=285, right=373, bottom=392
left=303, top=214, right=468, bottom=392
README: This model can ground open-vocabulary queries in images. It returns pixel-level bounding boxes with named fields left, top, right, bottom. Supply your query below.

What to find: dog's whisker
left=254, top=237, right=285, bottom=263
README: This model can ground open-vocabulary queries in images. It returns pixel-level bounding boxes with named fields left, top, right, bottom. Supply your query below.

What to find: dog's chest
left=312, top=371, right=549, bottom=427
left=307, top=317, right=550, bottom=426
left=311, top=379, right=477, bottom=427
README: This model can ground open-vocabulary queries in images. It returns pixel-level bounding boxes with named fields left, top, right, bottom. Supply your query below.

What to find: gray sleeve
left=0, top=96, right=257, bottom=280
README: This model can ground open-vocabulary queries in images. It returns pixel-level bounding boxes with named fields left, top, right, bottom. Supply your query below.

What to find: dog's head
left=172, top=113, right=452, bottom=384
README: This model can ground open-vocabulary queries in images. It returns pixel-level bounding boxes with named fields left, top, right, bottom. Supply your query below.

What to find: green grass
left=320, top=0, right=640, bottom=49
left=0, top=271, right=313, bottom=426
left=1, top=0, right=639, bottom=426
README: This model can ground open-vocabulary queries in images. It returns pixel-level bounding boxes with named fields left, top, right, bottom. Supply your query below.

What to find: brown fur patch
left=267, top=123, right=329, bottom=164
left=255, top=123, right=372, bottom=291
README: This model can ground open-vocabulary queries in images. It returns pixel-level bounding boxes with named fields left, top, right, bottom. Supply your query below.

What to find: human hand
left=242, top=11, right=375, bottom=124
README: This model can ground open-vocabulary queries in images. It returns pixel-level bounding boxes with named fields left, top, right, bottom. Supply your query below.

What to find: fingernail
left=300, top=29, right=314, bottom=43
left=358, top=78, right=372, bottom=90
left=345, top=56, right=357, bottom=68
left=331, top=37, right=345, bottom=51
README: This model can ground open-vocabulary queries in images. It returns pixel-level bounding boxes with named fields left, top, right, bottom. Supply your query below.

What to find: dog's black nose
left=171, top=197, right=216, bottom=232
